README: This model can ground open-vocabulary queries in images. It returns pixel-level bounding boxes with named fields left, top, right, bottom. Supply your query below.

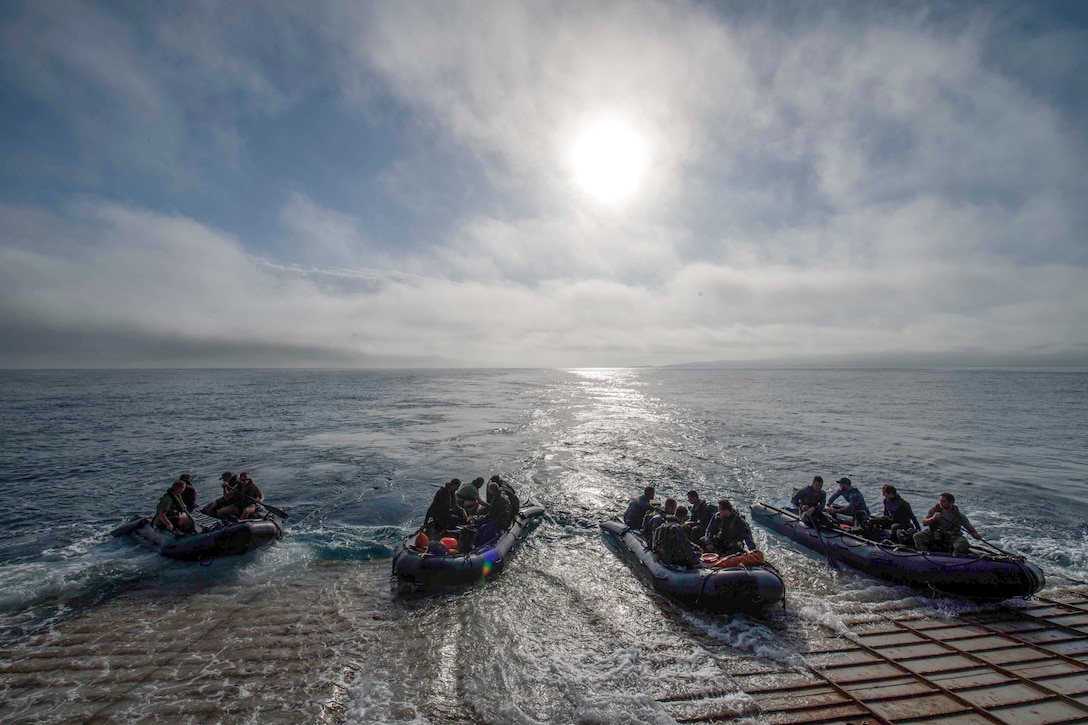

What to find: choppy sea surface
left=1, top=368, right=1086, bottom=723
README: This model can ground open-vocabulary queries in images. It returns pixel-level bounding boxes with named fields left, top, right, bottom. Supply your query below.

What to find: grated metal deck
left=668, top=588, right=1088, bottom=725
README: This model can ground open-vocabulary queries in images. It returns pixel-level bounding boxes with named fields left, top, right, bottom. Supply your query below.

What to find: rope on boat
left=764, top=501, right=1028, bottom=569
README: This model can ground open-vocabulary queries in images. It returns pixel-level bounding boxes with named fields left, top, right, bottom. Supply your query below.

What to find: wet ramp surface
left=670, top=588, right=1088, bottom=725
left=3, top=563, right=1087, bottom=725
left=1, top=560, right=395, bottom=724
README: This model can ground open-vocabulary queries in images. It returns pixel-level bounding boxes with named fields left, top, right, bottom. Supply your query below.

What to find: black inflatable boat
left=600, top=519, right=786, bottom=612
left=111, top=508, right=284, bottom=561
left=392, top=505, right=545, bottom=592
left=751, top=502, right=1044, bottom=600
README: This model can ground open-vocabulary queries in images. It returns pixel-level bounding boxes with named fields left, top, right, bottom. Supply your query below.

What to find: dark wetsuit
left=688, top=498, right=714, bottom=538
left=623, top=494, right=653, bottom=529
left=827, top=487, right=870, bottom=522
left=791, top=485, right=826, bottom=511
left=426, top=487, right=464, bottom=531
left=181, top=482, right=197, bottom=511
left=883, top=495, right=919, bottom=530
left=482, top=489, right=513, bottom=530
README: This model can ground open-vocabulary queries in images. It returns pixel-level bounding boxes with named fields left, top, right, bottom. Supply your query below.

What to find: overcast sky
left=2, top=0, right=1087, bottom=368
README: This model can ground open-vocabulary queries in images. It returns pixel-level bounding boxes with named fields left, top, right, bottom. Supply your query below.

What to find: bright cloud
left=1, top=1, right=1086, bottom=368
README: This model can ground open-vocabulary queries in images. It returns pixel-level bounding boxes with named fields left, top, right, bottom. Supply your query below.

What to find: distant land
left=666, top=350, right=1088, bottom=370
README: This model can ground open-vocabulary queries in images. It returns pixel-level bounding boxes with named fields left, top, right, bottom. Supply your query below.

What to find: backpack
left=642, top=510, right=663, bottom=542
left=499, top=481, right=520, bottom=516
left=656, top=524, right=695, bottom=568
left=861, top=517, right=887, bottom=540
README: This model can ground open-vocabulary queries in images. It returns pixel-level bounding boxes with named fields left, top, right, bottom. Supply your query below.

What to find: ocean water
left=1, top=367, right=1086, bottom=723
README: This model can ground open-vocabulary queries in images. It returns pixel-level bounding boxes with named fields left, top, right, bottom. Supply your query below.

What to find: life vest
left=155, top=490, right=187, bottom=528
left=928, top=506, right=968, bottom=535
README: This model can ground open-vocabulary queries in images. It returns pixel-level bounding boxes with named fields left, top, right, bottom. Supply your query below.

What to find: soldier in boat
left=154, top=479, right=196, bottom=534
left=914, top=492, right=981, bottom=556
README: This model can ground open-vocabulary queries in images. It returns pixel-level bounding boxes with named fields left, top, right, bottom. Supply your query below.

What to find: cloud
left=324, top=2, right=1088, bottom=269
left=1, top=2, right=1086, bottom=367
left=1, top=198, right=1085, bottom=368
left=327, top=1, right=746, bottom=209
left=0, top=0, right=309, bottom=183
left=277, top=193, right=389, bottom=269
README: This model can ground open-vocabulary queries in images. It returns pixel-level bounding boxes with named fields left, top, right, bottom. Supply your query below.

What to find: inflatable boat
left=111, top=508, right=284, bottom=561
left=750, top=502, right=1044, bottom=600
left=392, top=505, right=545, bottom=592
left=599, top=520, right=786, bottom=612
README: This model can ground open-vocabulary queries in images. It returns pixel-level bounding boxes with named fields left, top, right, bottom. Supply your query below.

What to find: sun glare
left=570, top=120, right=646, bottom=203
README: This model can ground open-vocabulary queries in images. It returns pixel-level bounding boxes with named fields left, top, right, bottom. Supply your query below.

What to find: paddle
left=225, top=493, right=289, bottom=520
left=248, top=497, right=289, bottom=519
left=977, top=536, right=1021, bottom=560
left=812, top=515, right=840, bottom=571
left=772, top=501, right=839, bottom=571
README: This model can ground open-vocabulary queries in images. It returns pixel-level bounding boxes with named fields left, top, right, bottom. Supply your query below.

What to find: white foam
left=544, top=648, right=677, bottom=725
left=343, top=674, right=430, bottom=725
left=695, top=612, right=805, bottom=671
left=797, top=602, right=851, bottom=637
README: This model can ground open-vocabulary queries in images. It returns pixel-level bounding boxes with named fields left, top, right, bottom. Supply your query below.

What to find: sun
left=570, top=120, right=646, bottom=203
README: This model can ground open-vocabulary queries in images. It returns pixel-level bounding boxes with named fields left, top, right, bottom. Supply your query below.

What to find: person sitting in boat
left=178, top=472, right=197, bottom=512
left=676, top=506, right=705, bottom=551
left=155, top=479, right=196, bottom=534
left=212, top=471, right=264, bottom=521
left=455, top=477, right=486, bottom=516
left=490, top=474, right=520, bottom=515
left=235, top=472, right=265, bottom=519
left=791, top=476, right=827, bottom=525
left=686, top=490, right=714, bottom=540
left=483, top=481, right=514, bottom=528
left=474, top=481, right=514, bottom=547
left=682, top=506, right=705, bottom=545
left=623, top=486, right=655, bottom=528
left=914, top=492, right=981, bottom=556
left=642, top=497, right=676, bottom=544
left=206, top=471, right=238, bottom=518
left=825, top=477, right=870, bottom=525
left=425, top=478, right=466, bottom=534
left=865, top=484, right=920, bottom=543
left=653, top=505, right=701, bottom=568
left=703, top=499, right=756, bottom=555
